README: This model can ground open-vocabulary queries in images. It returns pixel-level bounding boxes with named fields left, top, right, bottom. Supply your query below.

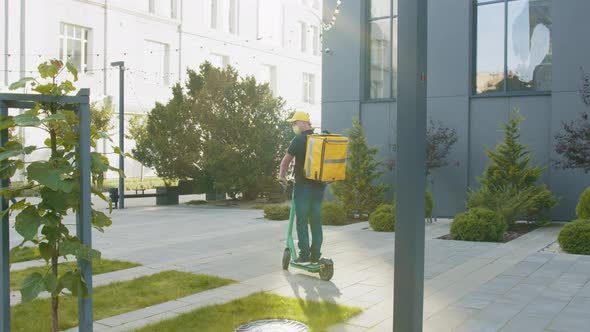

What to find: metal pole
left=19, top=0, right=25, bottom=80
left=76, top=89, right=93, bottom=331
left=4, top=0, right=9, bottom=86
left=393, top=0, right=428, bottom=331
left=0, top=104, right=10, bottom=332
left=110, top=61, right=125, bottom=209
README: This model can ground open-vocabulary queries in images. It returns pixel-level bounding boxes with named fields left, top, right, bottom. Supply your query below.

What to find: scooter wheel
left=319, top=263, right=334, bottom=281
left=282, top=248, right=291, bottom=270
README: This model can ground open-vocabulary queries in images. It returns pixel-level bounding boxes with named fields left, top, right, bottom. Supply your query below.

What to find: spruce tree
left=479, top=109, right=544, bottom=191
left=476, top=109, right=557, bottom=223
left=331, top=118, right=388, bottom=217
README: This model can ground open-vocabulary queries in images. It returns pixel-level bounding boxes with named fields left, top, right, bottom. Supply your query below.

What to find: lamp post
left=393, top=0, right=428, bottom=330
left=110, top=61, right=125, bottom=209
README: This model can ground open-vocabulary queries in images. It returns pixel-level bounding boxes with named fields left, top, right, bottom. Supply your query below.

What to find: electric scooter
left=282, top=195, right=334, bottom=281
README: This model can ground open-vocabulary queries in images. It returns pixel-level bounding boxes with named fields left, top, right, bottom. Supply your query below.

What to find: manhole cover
left=235, top=319, right=309, bottom=332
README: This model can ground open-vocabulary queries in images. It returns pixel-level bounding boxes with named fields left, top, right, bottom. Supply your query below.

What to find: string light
left=321, top=0, right=342, bottom=31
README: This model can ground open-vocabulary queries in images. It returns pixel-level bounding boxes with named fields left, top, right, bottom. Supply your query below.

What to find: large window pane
left=391, top=18, right=398, bottom=98
left=507, top=0, right=552, bottom=91
left=369, top=19, right=391, bottom=99
left=370, top=0, right=390, bottom=18
left=476, top=3, right=505, bottom=94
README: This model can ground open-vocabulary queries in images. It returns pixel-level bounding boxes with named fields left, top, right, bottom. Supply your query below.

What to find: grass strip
left=138, top=292, right=362, bottom=332
left=12, top=271, right=235, bottom=331
left=10, top=259, right=141, bottom=291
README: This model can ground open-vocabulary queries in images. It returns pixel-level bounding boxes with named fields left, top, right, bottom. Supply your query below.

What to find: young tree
left=90, top=96, right=114, bottom=133
left=554, top=68, right=590, bottom=173
left=331, top=118, right=388, bottom=217
left=476, top=109, right=557, bottom=223
left=6, top=60, right=119, bottom=331
left=426, top=119, right=458, bottom=174
left=132, top=62, right=290, bottom=198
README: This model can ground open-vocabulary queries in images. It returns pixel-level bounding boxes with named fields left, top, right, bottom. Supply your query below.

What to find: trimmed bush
left=450, top=208, right=507, bottom=242
left=369, top=204, right=395, bottom=232
left=558, top=219, right=590, bottom=255
left=263, top=205, right=290, bottom=220
left=321, top=202, right=348, bottom=225
left=425, top=191, right=434, bottom=219
left=576, top=188, right=590, bottom=219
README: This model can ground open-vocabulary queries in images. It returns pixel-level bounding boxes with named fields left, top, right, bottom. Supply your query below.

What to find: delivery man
left=279, top=111, right=325, bottom=265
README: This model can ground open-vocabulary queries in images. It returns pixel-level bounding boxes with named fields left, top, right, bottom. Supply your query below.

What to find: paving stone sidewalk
left=8, top=198, right=586, bottom=332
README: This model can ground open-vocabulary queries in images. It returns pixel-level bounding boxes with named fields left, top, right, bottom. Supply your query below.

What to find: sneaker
left=310, top=257, right=319, bottom=265
left=294, top=257, right=310, bottom=265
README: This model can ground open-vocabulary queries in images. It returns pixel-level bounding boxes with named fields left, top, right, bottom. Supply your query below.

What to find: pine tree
left=331, top=118, right=388, bottom=217
left=476, top=109, right=557, bottom=223
left=479, top=109, right=544, bottom=191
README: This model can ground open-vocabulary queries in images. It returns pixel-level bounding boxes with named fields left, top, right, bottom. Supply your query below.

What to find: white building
left=1, top=0, right=323, bottom=179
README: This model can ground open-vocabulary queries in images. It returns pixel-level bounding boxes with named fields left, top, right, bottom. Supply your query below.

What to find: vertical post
left=394, top=0, right=428, bottom=331
left=76, top=89, right=93, bottom=331
left=110, top=61, right=125, bottom=209
left=0, top=103, right=10, bottom=332
left=3, top=0, right=8, bottom=86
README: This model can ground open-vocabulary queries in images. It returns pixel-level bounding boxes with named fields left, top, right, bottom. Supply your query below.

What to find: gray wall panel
left=509, top=96, right=552, bottom=183
left=552, top=0, right=590, bottom=92
left=550, top=92, right=590, bottom=220
left=428, top=96, right=470, bottom=217
left=321, top=0, right=363, bottom=103
left=468, top=98, right=510, bottom=188
left=427, top=0, right=470, bottom=97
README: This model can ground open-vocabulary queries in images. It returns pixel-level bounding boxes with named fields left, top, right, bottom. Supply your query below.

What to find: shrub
left=558, top=219, right=590, bottom=255
left=369, top=204, right=395, bottom=232
left=263, top=205, right=290, bottom=220
left=576, top=187, right=590, bottom=219
left=321, top=202, right=348, bottom=225
left=425, top=191, right=434, bottom=219
left=466, top=186, right=553, bottom=226
left=450, top=208, right=507, bottom=242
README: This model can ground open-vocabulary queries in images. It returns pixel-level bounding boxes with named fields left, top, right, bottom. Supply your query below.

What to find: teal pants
left=294, top=183, right=325, bottom=260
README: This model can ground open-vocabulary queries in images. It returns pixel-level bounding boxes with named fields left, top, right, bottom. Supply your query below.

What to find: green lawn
left=10, top=259, right=140, bottom=291
left=9, top=247, right=39, bottom=264
left=138, top=292, right=362, bottom=332
left=101, top=177, right=176, bottom=191
left=11, top=271, right=235, bottom=332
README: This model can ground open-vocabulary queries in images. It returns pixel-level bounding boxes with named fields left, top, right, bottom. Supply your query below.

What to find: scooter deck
left=290, top=261, right=322, bottom=272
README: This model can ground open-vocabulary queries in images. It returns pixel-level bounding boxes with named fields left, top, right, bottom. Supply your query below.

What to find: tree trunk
left=51, top=251, right=59, bottom=332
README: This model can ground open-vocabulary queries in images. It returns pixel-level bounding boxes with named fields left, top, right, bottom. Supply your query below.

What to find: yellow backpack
left=303, top=134, right=349, bottom=182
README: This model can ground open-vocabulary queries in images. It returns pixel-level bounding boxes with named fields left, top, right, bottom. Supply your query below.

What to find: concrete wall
left=322, top=0, right=590, bottom=220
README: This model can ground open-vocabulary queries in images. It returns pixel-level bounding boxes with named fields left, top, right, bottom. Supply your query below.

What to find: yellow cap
left=287, top=111, right=311, bottom=123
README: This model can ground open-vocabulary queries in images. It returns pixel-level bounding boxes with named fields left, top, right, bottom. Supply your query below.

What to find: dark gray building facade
left=321, top=0, right=590, bottom=220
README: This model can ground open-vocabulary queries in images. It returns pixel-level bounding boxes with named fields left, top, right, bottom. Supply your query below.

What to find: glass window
left=303, top=73, right=315, bottom=104
left=371, top=0, right=391, bottom=18
left=211, top=54, right=229, bottom=68
left=144, top=40, right=170, bottom=86
left=475, top=2, right=505, bottom=94
left=259, top=64, right=277, bottom=95
left=369, top=20, right=391, bottom=99
left=210, top=0, right=218, bottom=29
left=507, top=0, right=552, bottom=91
left=367, top=0, right=397, bottom=99
left=299, top=21, right=307, bottom=53
left=228, top=0, right=239, bottom=34
left=311, top=25, right=320, bottom=56
left=60, top=23, right=90, bottom=73
left=475, top=0, right=552, bottom=95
